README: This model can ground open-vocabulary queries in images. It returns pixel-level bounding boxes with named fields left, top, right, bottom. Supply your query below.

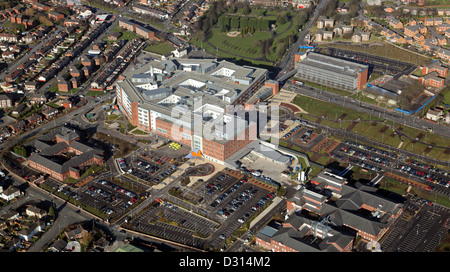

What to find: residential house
left=424, top=18, right=435, bottom=26
left=0, top=82, right=17, bottom=92
left=24, top=81, right=39, bottom=91
left=106, top=32, right=122, bottom=41
left=437, top=36, right=447, bottom=46
left=62, top=99, right=73, bottom=109
left=352, top=33, right=361, bottom=43
left=12, top=103, right=28, bottom=116
left=57, top=77, right=71, bottom=93
left=3, top=237, right=21, bottom=252
left=323, top=31, right=334, bottom=41
left=0, top=210, right=20, bottom=221
left=324, top=18, right=334, bottom=28
left=0, top=93, right=13, bottom=108
left=436, top=24, right=450, bottom=33
left=0, top=127, right=11, bottom=140
left=389, top=18, right=403, bottom=29
left=9, top=45, right=21, bottom=53
left=25, top=205, right=48, bottom=219
left=172, top=47, right=188, bottom=58
left=64, top=19, right=80, bottom=27
left=2, top=51, right=15, bottom=60
left=48, top=239, right=68, bottom=252
left=413, top=32, right=425, bottom=42
left=5, top=69, right=24, bottom=83
left=25, top=113, right=44, bottom=127
left=419, top=71, right=445, bottom=88
left=65, top=225, right=87, bottom=240
left=434, top=18, right=444, bottom=26
left=32, top=2, right=51, bottom=11
left=17, top=220, right=46, bottom=241
left=0, top=33, right=18, bottom=43
left=9, top=120, right=27, bottom=134
left=441, top=29, right=450, bottom=41
left=30, top=93, right=47, bottom=105
left=426, top=108, right=443, bottom=121
left=42, top=107, right=59, bottom=119
left=437, top=48, right=450, bottom=61
left=423, top=61, right=449, bottom=78
left=0, top=186, right=21, bottom=202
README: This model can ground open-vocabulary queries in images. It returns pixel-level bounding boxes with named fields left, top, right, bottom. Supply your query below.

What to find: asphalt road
left=275, top=0, right=330, bottom=79
left=283, top=82, right=450, bottom=140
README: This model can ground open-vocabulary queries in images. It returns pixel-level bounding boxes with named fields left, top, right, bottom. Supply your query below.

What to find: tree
left=240, top=17, right=248, bottom=30
left=48, top=205, right=55, bottom=219
left=39, top=16, right=54, bottom=27
left=248, top=18, right=258, bottom=29
left=324, top=0, right=337, bottom=18
left=276, top=42, right=288, bottom=58
left=240, top=3, right=250, bottom=15
left=14, top=146, right=27, bottom=158
left=294, top=11, right=308, bottom=28
left=24, top=8, right=36, bottom=17
left=257, top=19, right=270, bottom=31
left=230, top=16, right=240, bottom=29
left=277, top=12, right=289, bottom=25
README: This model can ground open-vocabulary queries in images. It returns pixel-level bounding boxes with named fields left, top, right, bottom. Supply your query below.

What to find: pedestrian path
left=249, top=196, right=283, bottom=229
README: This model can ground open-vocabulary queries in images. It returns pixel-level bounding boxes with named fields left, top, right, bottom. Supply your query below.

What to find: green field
left=206, top=28, right=272, bottom=59
left=441, top=86, right=450, bottom=106
left=190, top=6, right=306, bottom=67
left=318, top=41, right=432, bottom=66
left=293, top=94, right=450, bottom=162
left=145, top=42, right=175, bottom=55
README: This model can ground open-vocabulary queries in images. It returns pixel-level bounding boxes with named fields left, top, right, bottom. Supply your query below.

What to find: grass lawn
left=441, top=86, right=450, bottom=106
left=207, top=28, right=272, bottom=59
left=293, top=94, right=450, bottom=162
left=322, top=41, right=432, bottom=66
left=191, top=12, right=297, bottom=67
left=145, top=42, right=175, bottom=55
left=111, top=26, right=140, bottom=41
left=293, top=94, right=384, bottom=123
left=87, top=90, right=106, bottom=97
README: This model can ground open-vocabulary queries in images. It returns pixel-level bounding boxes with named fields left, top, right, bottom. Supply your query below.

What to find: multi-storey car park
left=294, top=52, right=369, bottom=91
left=115, top=58, right=280, bottom=164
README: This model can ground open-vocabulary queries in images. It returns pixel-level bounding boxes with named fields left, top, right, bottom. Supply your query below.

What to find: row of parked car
left=96, top=179, right=137, bottom=199
left=252, top=193, right=274, bottom=211
left=396, top=165, right=449, bottom=188
left=345, top=141, right=399, bottom=159
left=217, top=186, right=258, bottom=219
left=339, top=146, right=390, bottom=167
left=282, top=125, right=302, bottom=139
left=337, top=144, right=449, bottom=188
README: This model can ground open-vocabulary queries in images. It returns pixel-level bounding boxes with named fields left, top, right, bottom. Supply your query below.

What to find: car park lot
left=196, top=171, right=240, bottom=202
left=124, top=168, right=276, bottom=250
left=41, top=176, right=144, bottom=221
left=78, top=178, right=142, bottom=217
left=121, top=153, right=179, bottom=185
left=332, top=141, right=450, bottom=192
left=316, top=47, right=417, bottom=78
left=380, top=198, right=450, bottom=252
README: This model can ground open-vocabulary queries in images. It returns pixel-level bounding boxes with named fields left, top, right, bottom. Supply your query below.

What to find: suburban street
left=283, top=82, right=450, bottom=140
left=274, top=0, right=330, bottom=79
